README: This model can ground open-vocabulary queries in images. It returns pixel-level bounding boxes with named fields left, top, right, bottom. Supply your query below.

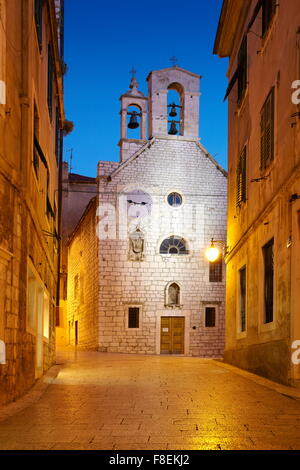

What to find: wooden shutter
left=238, top=37, right=247, bottom=103
left=34, top=0, right=43, bottom=50
left=47, top=44, right=53, bottom=120
left=262, top=0, right=276, bottom=37
left=260, top=88, right=274, bottom=170
left=236, top=146, right=247, bottom=207
left=263, top=239, right=274, bottom=323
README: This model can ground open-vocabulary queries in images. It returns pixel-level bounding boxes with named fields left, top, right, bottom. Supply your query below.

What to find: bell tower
left=147, top=66, right=201, bottom=139
left=119, top=72, right=148, bottom=162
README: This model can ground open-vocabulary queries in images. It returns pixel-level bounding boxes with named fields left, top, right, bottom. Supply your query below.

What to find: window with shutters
left=262, top=0, right=276, bottom=38
left=205, top=307, right=216, bottom=328
left=260, top=87, right=274, bottom=171
left=34, top=0, right=43, bottom=50
left=236, top=146, right=247, bottom=207
left=263, top=238, right=274, bottom=324
left=55, top=107, right=60, bottom=165
left=128, top=307, right=139, bottom=329
left=209, top=257, right=223, bottom=283
left=33, top=104, right=40, bottom=178
left=237, top=37, right=247, bottom=103
left=239, top=266, right=247, bottom=332
left=47, top=44, right=54, bottom=120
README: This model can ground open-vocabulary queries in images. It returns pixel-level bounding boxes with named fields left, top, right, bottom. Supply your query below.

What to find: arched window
left=167, top=83, right=184, bottom=135
left=167, top=282, right=180, bottom=306
left=127, top=104, right=142, bottom=139
left=160, top=236, right=188, bottom=255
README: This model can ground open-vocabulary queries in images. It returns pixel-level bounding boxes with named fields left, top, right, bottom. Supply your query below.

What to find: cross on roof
left=170, top=56, right=178, bottom=67
left=130, top=67, right=137, bottom=77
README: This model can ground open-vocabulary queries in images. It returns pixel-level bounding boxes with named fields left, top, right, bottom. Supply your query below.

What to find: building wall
left=67, top=199, right=99, bottom=349
left=215, top=0, right=300, bottom=384
left=57, top=163, right=97, bottom=346
left=0, top=0, right=64, bottom=405
left=96, top=137, right=227, bottom=356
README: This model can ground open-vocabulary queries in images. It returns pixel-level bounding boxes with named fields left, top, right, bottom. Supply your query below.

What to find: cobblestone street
left=0, top=349, right=300, bottom=450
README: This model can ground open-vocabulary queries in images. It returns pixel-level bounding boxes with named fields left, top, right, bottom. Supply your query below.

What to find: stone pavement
left=0, top=348, right=300, bottom=450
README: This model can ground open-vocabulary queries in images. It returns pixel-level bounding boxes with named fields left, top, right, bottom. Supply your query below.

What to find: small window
left=262, top=0, right=276, bottom=38
left=260, top=87, right=275, bottom=170
left=236, top=146, right=247, bottom=206
left=239, top=266, right=246, bottom=332
left=209, top=257, right=222, bottom=283
left=263, top=238, right=274, bottom=323
left=205, top=307, right=216, bottom=327
left=128, top=307, right=139, bottom=328
left=160, top=236, right=188, bottom=255
left=167, top=192, right=182, bottom=207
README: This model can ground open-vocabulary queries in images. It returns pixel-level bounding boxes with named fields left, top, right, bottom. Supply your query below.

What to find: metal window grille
left=209, top=258, right=222, bottom=283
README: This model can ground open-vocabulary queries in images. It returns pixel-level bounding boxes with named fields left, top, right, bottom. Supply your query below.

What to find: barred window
left=128, top=307, right=139, bottom=328
left=262, top=0, right=276, bottom=38
left=260, top=87, right=274, bottom=170
left=205, top=307, right=216, bottom=327
left=209, top=257, right=222, bottom=283
left=236, top=146, right=247, bottom=207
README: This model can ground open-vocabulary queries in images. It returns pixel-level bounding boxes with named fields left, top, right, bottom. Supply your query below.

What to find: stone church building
left=67, top=66, right=227, bottom=356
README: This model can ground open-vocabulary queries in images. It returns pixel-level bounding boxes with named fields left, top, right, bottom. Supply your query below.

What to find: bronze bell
left=169, top=103, right=177, bottom=117
left=168, top=121, right=178, bottom=135
left=128, top=111, right=139, bottom=129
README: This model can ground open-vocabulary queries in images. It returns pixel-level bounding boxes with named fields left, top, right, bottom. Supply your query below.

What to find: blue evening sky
left=63, top=0, right=228, bottom=177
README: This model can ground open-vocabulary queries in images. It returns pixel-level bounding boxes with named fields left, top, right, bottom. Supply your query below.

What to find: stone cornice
left=213, top=0, right=247, bottom=57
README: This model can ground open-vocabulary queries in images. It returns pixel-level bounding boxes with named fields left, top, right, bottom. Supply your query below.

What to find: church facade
left=67, top=66, right=227, bottom=357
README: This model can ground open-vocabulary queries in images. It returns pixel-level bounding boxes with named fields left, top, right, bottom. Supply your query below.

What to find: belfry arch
left=167, top=82, right=184, bottom=135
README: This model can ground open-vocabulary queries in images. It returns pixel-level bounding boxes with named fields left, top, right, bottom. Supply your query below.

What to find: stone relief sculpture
left=128, top=228, right=145, bottom=261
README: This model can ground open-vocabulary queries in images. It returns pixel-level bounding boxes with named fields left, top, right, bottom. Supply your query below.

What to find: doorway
left=160, top=316, right=185, bottom=354
left=75, top=320, right=78, bottom=346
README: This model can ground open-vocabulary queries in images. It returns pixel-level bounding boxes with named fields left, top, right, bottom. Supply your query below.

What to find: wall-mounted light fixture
left=205, top=238, right=228, bottom=262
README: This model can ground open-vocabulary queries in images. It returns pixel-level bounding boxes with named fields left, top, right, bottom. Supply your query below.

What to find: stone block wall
left=67, top=199, right=99, bottom=349
left=97, top=137, right=227, bottom=357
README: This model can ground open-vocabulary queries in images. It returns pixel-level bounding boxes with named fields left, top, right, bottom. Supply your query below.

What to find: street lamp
left=205, top=238, right=227, bottom=262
